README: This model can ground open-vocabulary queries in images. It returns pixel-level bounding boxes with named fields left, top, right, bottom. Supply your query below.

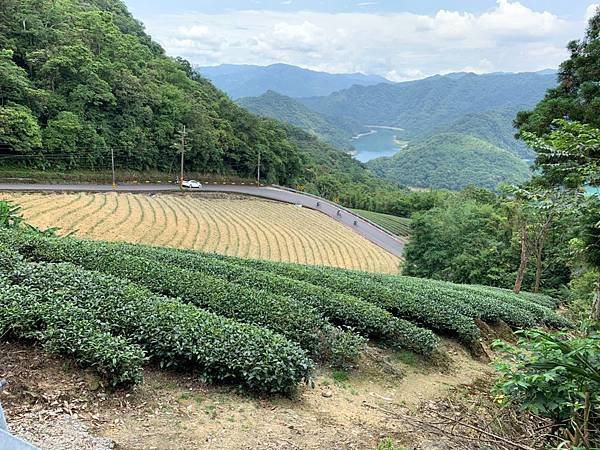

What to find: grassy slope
left=350, top=209, right=411, bottom=238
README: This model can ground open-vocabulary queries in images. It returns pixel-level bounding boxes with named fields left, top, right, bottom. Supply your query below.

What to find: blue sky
left=123, top=1, right=600, bottom=80
left=125, top=1, right=594, bottom=18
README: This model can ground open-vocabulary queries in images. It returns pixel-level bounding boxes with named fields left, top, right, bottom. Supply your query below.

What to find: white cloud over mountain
left=140, top=0, right=592, bottom=81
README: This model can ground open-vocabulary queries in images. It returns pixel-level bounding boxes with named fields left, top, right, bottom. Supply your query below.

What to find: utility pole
left=111, top=148, right=116, bottom=190
left=179, top=125, right=187, bottom=190
left=257, top=148, right=261, bottom=186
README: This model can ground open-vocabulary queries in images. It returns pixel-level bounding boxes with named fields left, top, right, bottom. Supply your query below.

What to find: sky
left=123, top=0, right=600, bottom=81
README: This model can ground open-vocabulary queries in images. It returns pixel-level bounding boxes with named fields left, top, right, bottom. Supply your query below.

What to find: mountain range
left=235, top=69, right=558, bottom=189
left=197, top=63, right=390, bottom=99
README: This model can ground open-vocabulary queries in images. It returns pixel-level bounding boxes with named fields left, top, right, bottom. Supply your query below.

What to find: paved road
left=0, top=183, right=405, bottom=257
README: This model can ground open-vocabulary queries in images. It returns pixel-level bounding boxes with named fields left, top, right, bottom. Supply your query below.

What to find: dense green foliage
left=349, top=209, right=411, bottom=238
left=0, top=274, right=146, bottom=387
left=434, top=109, right=535, bottom=159
left=238, top=90, right=359, bottom=150
left=516, top=11, right=600, bottom=137
left=0, top=231, right=366, bottom=364
left=0, top=0, right=306, bottom=183
left=198, top=63, right=388, bottom=99
left=403, top=188, right=574, bottom=292
left=0, top=251, right=314, bottom=392
left=108, top=241, right=440, bottom=355
left=367, top=133, right=531, bottom=190
left=494, top=330, right=600, bottom=448
left=0, top=200, right=22, bottom=228
left=196, top=253, right=566, bottom=346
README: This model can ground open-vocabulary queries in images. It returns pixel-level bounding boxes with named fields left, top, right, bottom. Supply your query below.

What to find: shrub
left=348, top=271, right=569, bottom=329
left=0, top=200, right=23, bottom=229
left=3, top=260, right=314, bottom=394
left=0, top=231, right=345, bottom=360
left=219, top=257, right=482, bottom=343
left=320, top=267, right=569, bottom=329
left=493, top=330, right=600, bottom=448
left=0, top=282, right=145, bottom=386
left=112, top=242, right=440, bottom=355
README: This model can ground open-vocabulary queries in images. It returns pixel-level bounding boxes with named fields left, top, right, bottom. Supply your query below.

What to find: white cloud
left=586, top=3, right=600, bottom=22
left=139, top=1, right=582, bottom=80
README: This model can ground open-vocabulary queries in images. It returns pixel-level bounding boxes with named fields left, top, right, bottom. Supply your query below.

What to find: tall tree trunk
left=533, top=214, right=553, bottom=293
left=534, top=244, right=543, bottom=293
left=514, top=225, right=529, bottom=294
left=591, top=278, right=600, bottom=322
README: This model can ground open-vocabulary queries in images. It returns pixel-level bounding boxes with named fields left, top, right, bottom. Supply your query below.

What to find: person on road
left=337, top=209, right=342, bottom=217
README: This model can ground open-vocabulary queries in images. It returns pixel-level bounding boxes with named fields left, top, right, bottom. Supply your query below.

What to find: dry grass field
left=0, top=192, right=401, bottom=273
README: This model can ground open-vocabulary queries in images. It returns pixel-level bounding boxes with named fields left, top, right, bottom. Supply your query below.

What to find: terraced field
left=0, top=192, right=401, bottom=273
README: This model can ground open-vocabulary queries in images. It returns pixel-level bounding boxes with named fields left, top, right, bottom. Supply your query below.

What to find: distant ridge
left=197, top=63, right=390, bottom=99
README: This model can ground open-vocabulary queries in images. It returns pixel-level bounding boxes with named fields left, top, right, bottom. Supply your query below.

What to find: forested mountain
left=367, top=133, right=531, bottom=190
left=0, top=0, right=307, bottom=183
left=237, top=91, right=360, bottom=150
left=197, top=63, right=390, bottom=99
left=235, top=72, right=555, bottom=162
left=299, top=72, right=556, bottom=140
left=432, top=109, right=534, bottom=159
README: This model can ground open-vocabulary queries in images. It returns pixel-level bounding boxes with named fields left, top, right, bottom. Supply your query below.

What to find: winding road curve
left=0, top=183, right=406, bottom=258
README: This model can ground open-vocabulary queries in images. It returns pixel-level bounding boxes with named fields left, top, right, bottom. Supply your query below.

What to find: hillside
left=432, top=109, right=534, bottom=159
left=198, top=63, right=389, bottom=99
left=234, top=72, right=554, bottom=164
left=238, top=91, right=360, bottom=150
left=367, top=133, right=531, bottom=190
left=0, top=0, right=304, bottom=184
left=299, top=72, right=556, bottom=140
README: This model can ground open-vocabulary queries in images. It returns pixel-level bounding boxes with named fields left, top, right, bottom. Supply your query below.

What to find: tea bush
left=0, top=231, right=352, bottom=360
left=112, top=242, right=440, bottom=355
left=0, top=281, right=145, bottom=386
left=3, top=260, right=314, bottom=393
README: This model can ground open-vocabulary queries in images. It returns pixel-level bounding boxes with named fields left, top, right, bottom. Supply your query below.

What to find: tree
left=523, top=122, right=600, bottom=319
left=516, top=8, right=600, bottom=135
left=0, top=49, right=31, bottom=105
left=0, top=104, right=42, bottom=151
left=404, top=196, right=514, bottom=286
left=509, top=185, right=574, bottom=294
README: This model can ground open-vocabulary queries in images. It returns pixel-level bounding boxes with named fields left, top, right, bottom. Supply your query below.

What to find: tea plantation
left=0, top=230, right=570, bottom=394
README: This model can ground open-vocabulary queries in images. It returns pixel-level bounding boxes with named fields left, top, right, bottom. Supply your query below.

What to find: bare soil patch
left=1, top=341, right=494, bottom=450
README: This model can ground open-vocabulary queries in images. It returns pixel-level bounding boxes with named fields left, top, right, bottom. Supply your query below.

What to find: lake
left=351, top=127, right=406, bottom=162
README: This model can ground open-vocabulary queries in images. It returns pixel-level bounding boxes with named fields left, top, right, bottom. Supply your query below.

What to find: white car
left=182, top=180, right=202, bottom=189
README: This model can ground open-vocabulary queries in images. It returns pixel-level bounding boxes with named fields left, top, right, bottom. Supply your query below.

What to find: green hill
left=433, top=109, right=534, bottom=159
left=367, top=133, right=531, bottom=190
left=0, top=0, right=304, bottom=184
left=237, top=91, right=360, bottom=150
